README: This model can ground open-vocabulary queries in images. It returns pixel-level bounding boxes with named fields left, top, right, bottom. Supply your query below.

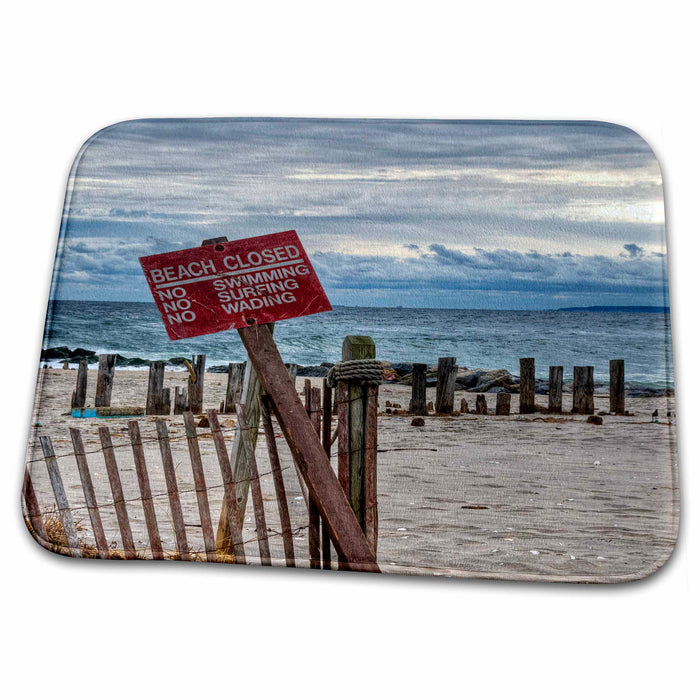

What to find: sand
left=23, top=367, right=679, bottom=582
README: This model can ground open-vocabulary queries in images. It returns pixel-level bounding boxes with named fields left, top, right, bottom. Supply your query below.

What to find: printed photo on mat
left=23, top=119, right=677, bottom=582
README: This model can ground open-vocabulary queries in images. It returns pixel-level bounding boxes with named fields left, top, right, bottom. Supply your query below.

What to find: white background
left=2, top=2, right=696, bottom=697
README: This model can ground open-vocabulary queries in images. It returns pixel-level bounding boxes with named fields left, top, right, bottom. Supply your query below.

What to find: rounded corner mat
left=23, top=119, right=677, bottom=582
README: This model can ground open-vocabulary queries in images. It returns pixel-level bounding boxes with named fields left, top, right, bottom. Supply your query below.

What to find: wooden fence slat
left=22, top=468, right=48, bottom=542
left=224, top=362, right=245, bottom=414
left=127, top=421, right=164, bottom=560
left=154, top=419, right=190, bottom=561
left=206, top=409, right=247, bottom=564
left=321, top=381, right=333, bottom=569
left=307, top=386, right=322, bottom=569
left=238, top=325, right=379, bottom=573
left=40, top=436, right=82, bottom=558
left=69, top=427, right=110, bottom=559
left=98, top=426, right=136, bottom=558
left=181, top=412, right=217, bottom=563
left=259, top=397, right=295, bottom=567
left=235, top=403, right=272, bottom=566
left=336, top=382, right=350, bottom=498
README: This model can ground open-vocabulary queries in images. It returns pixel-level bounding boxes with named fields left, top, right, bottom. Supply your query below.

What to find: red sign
left=139, top=230, right=332, bottom=340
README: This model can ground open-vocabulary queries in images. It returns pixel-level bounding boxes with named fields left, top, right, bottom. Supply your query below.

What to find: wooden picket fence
left=23, top=395, right=354, bottom=568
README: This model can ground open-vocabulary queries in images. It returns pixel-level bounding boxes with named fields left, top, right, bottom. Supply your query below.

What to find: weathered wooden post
left=94, top=354, right=116, bottom=407
left=337, top=335, right=378, bottom=554
left=174, top=386, right=188, bottom=414
left=223, top=362, right=245, bottom=414
left=410, top=363, right=427, bottom=415
left=215, top=329, right=272, bottom=555
left=519, top=357, right=535, bottom=414
left=71, top=358, right=88, bottom=409
left=573, top=366, right=595, bottom=414
left=496, top=392, right=511, bottom=415
left=548, top=365, right=563, bottom=413
left=435, top=357, right=457, bottom=414
left=307, top=386, right=322, bottom=568
left=460, top=398, right=468, bottom=413
left=187, top=354, right=206, bottom=413
left=146, top=361, right=169, bottom=415
left=285, top=363, right=299, bottom=384
left=610, top=359, right=625, bottom=414
left=475, top=394, right=488, bottom=415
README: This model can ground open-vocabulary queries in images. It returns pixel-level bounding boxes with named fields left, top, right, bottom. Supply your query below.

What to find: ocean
left=42, top=301, right=674, bottom=388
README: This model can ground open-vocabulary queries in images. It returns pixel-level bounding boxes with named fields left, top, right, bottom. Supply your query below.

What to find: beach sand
left=23, top=367, right=679, bottom=582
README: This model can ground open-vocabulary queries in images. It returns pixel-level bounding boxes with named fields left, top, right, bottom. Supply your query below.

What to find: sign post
left=140, top=231, right=379, bottom=572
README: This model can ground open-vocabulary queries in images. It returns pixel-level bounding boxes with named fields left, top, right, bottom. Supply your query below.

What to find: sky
left=52, top=119, right=668, bottom=309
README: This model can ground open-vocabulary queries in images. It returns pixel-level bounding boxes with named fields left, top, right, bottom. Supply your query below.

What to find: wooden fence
left=25, top=337, right=381, bottom=571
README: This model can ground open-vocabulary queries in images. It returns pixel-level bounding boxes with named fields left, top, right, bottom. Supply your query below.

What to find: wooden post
left=71, top=359, right=88, bottom=409
left=187, top=354, right=206, bottom=413
left=174, top=386, right=188, bottom=414
left=610, top=359, right=625, bottom=414
left=155, top=419, right=190, bottom=561
left=307, top=386, right=322, bottom=569
left=475, top=394, right=488, bottom=415
left=435, top=357, right=457, bottom=414
left=70, top=428, right=110, bottom=559
left=146, top=361, right=165, bottom=415
left=573, top=366, right=595, bottom=415
left=410, top=363, right=427, bottom=415
left=223, top=362, right=245, bottom=413
left=40, top=436, right=82, bottom=557
left=321, top=382, right=333, bottom=569
left=496, top=392, right=510, bottom=415
left=339, top=336, right=378, bottom=554
left=460, top=398, right=468, bottom=414
left=94, top=354, right=116, bottom=407
left=98, top=426, right=136, bottom=558
left=286, top=363, right=299, bottom=384
left=238, top=325, right=379, bottom=572
left=519, top=357, right=535, bottom=414
left=549, top=365, right=563, bottom=413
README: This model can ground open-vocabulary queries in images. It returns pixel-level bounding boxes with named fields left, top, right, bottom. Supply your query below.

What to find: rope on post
left=326, top=359, right=384, bottom=387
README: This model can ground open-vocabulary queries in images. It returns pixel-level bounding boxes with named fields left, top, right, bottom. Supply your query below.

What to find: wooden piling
left=321, top=382, right=333, bottom=569
left=128, top=421, right=164, bottom=560
left=146, top=361, right=165, bottom=415
left=460, top=398, right=468, bottom=414
left=307, top=386, right=322, bottom=569
left=70, top=428, right=109, bottom=558
left=285, top=363, right=299, bottom=384
left=223, top=362, right=245, bottom=414
left=155, top=419, right=190, bottom=561
left=410, top=363, right=428, bottom=415
left=549, top=365, right=563, bottom=413
left=610, top=359, right=625, bottom=414
left=40, top=436, right=82, bottom=557
left=435, top=357, right=457, bottom=414
left=173, top=386, right=188, bottom=414
left=94, top=354, right=116, bottom=407
left=475, top=394, right=488, bottom=415
left=98, top=426, right=136, bottom=558
left=573, top=366, right=595, bottom=415
left=519, top=358, right=535, bottom=414
left=496, top=392, right=511, bottom=415
left=71, top=359, right=88, bottom=409
left=187, top=354, right=206, bottom=414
